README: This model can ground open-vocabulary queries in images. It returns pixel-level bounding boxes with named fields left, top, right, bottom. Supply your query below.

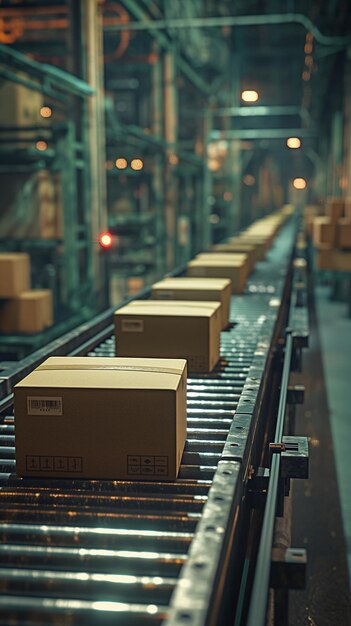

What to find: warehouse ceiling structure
left=0, top=0, right=350, bottom=324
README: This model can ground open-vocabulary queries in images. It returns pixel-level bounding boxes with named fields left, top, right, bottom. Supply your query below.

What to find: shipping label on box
left=115, top=301, right=221, bottom=372
left=14, top=356, right=187, bottom=480
left=151, top=277, right=232, bottom=329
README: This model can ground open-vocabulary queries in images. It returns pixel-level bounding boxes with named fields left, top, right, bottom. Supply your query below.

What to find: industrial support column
left=202, top=105, right=214, bottom=251
left=83, top=0, right=108, bottom=308
left=228, top=53, right=242, bottom=235
left=151, top=43, right=166, bottom=278
left=164, top=46, right=179, bottom=270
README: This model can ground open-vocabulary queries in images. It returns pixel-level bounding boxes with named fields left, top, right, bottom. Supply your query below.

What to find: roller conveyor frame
left=0, top=216, right=309, bottom=626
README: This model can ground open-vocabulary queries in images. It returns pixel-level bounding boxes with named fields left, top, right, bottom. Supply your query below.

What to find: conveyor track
left=0, top=218, right=308, bottom=625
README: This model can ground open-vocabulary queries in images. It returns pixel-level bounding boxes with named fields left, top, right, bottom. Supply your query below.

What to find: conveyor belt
left=0, top=218, right=308, bottom=625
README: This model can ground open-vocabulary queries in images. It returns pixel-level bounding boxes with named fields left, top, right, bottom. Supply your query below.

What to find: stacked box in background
left=311, top=198, right=351, bottom=271
left=0, top=253, right=53, bottom=334
left=0, top=170, right=63, bottom=240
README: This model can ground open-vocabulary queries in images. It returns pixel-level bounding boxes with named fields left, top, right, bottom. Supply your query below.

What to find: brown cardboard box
left=312, top=217, right=336, bottom=247
left=126, top=299, right=223, bottom=339
left=14, top=356, right=187, bottom=480
left=0, top=289, right=53, bottom=334
left=336, top=219, right=351, bottom=249
left=315, top=246, right=334, bottom=271
left=151, top=277, right=231, bottom=329
left=187, top=257, right=247, bottom=294
left=228, top=236, right=267, bottom=260
left=194, top=253, right=250, bottom=282
left=333, top=250, right=351, bottom=272
left=326, top=198, right=344, bottom=222
left=211, top=242, right=257, bottom=267
left=0, top=253, right=30, bottom=298
left=115, top=301, right=221, bottom=372
left=344, top=198, right=351, bottom=220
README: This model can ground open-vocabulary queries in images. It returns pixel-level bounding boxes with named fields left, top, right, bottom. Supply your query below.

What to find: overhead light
left=131, top=158, right=144, bottom=171
left=36, top=140, right=48, bottom=151
left=115, top=158, right=127, bottom=170
left=40, top=106, right=52, bottom=118
left=287, top=137, right=301, bottom=149
left=241, top=90, right=259, bottom=103
left=292, top=177, right=307, bottom=190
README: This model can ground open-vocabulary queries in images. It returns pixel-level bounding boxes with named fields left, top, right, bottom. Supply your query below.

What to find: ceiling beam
left=111, top=11, right=350, bottom=47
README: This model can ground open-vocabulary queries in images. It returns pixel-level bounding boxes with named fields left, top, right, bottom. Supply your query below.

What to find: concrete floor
left=315, top=285, right=351, bottom=580
left=289, top=279, right=351, bottom=626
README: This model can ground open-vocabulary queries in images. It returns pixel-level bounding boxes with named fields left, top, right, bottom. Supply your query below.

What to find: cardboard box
left=211, top=242, right=257, bottom=267
left=228, top=236, right=267, bottom=260
left=14, top=356, right=187, bottom=481
left=0, top=253, right=30, bottom=298
left=187, top=257, right=247, bottom=294
left=326, top=198, right=344, bottom=222
left=315, top=246, right=334, bottom=271
left=336, top=219, right=351, bottom=249
left=0, top=289, right=53, bottom=334
left=151, top=277, right=231, bottom=329
left=333, top=250, right=351, bottom=272
left=344, top=198, right=351, bottom=220
left=115, top=301, right=221, bottom=372
left=312, top=217, right=336, bottom=247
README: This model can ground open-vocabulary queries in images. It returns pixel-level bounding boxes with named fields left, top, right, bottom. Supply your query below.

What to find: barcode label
left=27, top=396, right=63, bottom=416
left=121, top=319, right=144, bottom=332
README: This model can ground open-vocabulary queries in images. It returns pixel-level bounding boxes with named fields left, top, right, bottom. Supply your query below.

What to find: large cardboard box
left=336, top=219, right=351, bottom=249
left=211, top=242, right=257, bottom=267
left=151, top=277, right=231, bottom=329
left=14, top=356, right=187, bottom=480
left=187, top=257, right=247, bottom=294
left=312, top=217, right=336, bottom=247
left=115, top=301, right=221, bottom=372
left=0, top=253, right=30, bottom=298
left=0, top=289, right=53, bottom=334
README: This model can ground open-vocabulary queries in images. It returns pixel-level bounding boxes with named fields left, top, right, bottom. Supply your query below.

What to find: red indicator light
left=99, top=232, right=113, bottom=248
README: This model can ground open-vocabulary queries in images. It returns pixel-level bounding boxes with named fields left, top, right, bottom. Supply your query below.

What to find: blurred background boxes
left=0, top=289, right=53, bottom=334
left=312, top=217, right=336, bottom=247
left=0, top=252, right=30, bottom=297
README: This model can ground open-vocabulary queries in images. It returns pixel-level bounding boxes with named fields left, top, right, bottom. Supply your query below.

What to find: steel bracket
left=270, top=436, right=309, bottom=479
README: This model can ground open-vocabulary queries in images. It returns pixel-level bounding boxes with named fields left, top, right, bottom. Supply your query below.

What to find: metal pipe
left=215, top=106, right=303, bottom=117
left=210, top=128, right=317, bottom=140
left=109, top=12, right=350, bottom=47
left=246, top=331, right=293, bottom=626
left=0, top=44, right=94, bottom=97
